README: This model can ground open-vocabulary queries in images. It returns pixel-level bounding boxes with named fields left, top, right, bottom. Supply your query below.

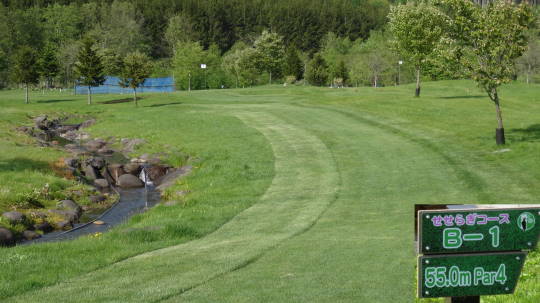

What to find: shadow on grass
left=439, top=95, right=485, bottom=100
left=508, top=124, right=540, bottom=142
left=100, top=98, right=138, bottom=104
left=36, top=99, right=76, bottom=103
left=145, top=102, right=183, bottom=108
left=0, top=157, right=49, bottom=172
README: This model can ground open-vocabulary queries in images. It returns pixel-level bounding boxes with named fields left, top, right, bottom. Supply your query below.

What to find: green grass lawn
left=0, top=81, right=539, bottom=302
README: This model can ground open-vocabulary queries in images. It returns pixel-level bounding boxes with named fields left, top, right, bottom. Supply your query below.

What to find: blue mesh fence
left=75, top=76, right=174, bottom=94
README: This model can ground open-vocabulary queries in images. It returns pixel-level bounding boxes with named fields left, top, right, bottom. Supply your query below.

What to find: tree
left=517, top=31, right=540, bottom=84
left=253, top=30, right=285, bottom=84
left=388, top=1, right=445, bottom=97
left=165, top=13, right=199, bottom=54
left=38, top=44, right=59, bottom=89
left=89, top=0, right=149, bottom=57
left=350, top=30, right=396, bottom=88
left=334, top=60, right=348, bottom=87
left=222, top=41, right=248, bottom=88
left=119, top=51, right=152, bottom=107
left=172, top=41, right=205, bottom=91
left=11, top=46, right=39, bottom=104
left=100, top=48, right=123, bottom=76
left=74, top=38, right=106, bottom=105
left=436, top=0, right=533, bottom=145
left=306, top=53, right=328, bottom=86
left=283, top=47, right=304, bottom=81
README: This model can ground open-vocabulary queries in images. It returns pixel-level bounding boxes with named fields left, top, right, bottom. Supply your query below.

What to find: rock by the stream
left=23, top=230, right=41, bottom=240
left=94, top=178, right=109, bottom=189
left=97, top=147, right=114, bottom=155
left=34, top=221, right=53, bottom=232
left=2, top=211, right=26, bottom=225
left=0, top=227, right=14, bottom=246
left=147, top=165, right=169, bottom=182
left=64, top=158, right=79, bottom=168
left=108, top=164, right=125, bottom=183
left=123, top=163, right=141, bottom=175
left=156, top=166, right=193, bottom=190
left=118, top=174, right=144, bottom=188
left=34, top=115, right=50, bottom=129
left=56, top=220, right=73, bottom=230
left=88, top=157, right=106, bottom=169
left=80, top=119, right=96, bottom=128
left=57, top=200, right=82, bottom=217
left=89, top=194, right=106, bottom=203
left=121, top=138, right=145, bottom=153
left=49, top=209, right=79, bottom=224
left=84, top=164, right=100, bottom=180
left=84, top=140, right=106, bottom=152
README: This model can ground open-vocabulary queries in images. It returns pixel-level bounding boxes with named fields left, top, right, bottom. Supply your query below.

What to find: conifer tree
left=334, top=60, right=348, bottom=86
left=306, top=53, right=328, bottom=86
left=74, top=38, right=105, bottom=105
left=11, top=46, right=39, bottom=104
left=38, top=44, right=59, bottom=89
left=283, top=47, right=304, bottom=81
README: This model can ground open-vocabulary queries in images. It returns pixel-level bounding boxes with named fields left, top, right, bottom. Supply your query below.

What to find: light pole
left=398, top=60, right=403, bottom=86
left=200, top=64, right=207, bottom=89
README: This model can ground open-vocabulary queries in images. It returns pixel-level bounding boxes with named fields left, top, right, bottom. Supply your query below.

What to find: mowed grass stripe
left=174, top=104, right=499, bottom=302
left=7, top=111, right=339, bottom=302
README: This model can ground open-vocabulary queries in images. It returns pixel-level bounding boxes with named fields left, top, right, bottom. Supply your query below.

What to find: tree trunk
left=374, top=75, right=378, bottom=88
left=25, top=84, right=29, bottom=104
left=269, top=71, right=272, bottom=85
left=134, top=88, right=138, bottom=107
left=415, top=67, right=421, bottom=97
left=87, top=86, right=92, bottom=105
left=527, top=64, right=531, bottom=84
left=492, top=88, right=505, bottom=145
left=188, top=73, right=191, bottom=92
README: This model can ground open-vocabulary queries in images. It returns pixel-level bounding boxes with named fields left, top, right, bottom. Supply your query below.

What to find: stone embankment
left=1, top=115, right=190, bottom=246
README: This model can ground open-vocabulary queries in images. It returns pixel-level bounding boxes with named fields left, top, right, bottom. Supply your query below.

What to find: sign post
left=416, top=206, right=540, bottom=301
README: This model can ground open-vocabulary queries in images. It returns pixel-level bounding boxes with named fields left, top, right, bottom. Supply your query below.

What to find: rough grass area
left=1, top=81, right=539, bottom=302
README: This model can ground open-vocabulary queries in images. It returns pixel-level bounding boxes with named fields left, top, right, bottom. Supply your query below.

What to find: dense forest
left=1, top=0, right=539, bottom=91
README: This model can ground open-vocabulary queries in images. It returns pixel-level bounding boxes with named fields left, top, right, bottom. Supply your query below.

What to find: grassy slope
left=1, top=81, right=540, bottom=302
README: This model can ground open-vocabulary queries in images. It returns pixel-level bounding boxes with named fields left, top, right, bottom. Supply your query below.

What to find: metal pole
left=398, top=63, right=401, bottom=86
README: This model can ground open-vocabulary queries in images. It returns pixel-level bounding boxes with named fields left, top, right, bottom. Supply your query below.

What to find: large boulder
left=23, top=230, right=41, bottom=240
left=64, top=158, right=79, bottom=169
left=2, top=211, right=26, bottom=225
left=57, top=200, right=82, bottom=217
left=34, top=115, right=49, bottom=130
left=34, top=221, right=53, bottom=233
left=107, top=164, right=125, bottom=184
left=84, top=164, right=99, bottom=180
left=88, top=157, right=106, bottom=169
left=84, top=140, right=106, bottom=152
left=123, top=163, right=141, bottom=175
left=94, top=178, right=109, bottom=189
left=147, top=165, right=169, bottom=182
left=49, top=209, right=79, bottom=224
left=118, top=174, right=144, bottom=188
left=80, top=119, right=96, bottom=129
left=0, top=227, right=14, bottom=246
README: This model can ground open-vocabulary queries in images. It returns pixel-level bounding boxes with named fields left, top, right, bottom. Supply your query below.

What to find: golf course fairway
left=1, top=81, right=539, bottom=302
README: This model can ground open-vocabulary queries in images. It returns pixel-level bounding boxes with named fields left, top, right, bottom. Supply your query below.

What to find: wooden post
left=445, top=296, right=480, bottom=303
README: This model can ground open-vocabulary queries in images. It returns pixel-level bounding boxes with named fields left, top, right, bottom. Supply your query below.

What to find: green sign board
left=418, top=207, right=540, bottom=254
left=418, top=252, right=526, bottom=298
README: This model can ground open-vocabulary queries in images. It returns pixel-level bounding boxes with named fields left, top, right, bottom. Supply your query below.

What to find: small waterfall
left=139, top=166, right=153, bottom=186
